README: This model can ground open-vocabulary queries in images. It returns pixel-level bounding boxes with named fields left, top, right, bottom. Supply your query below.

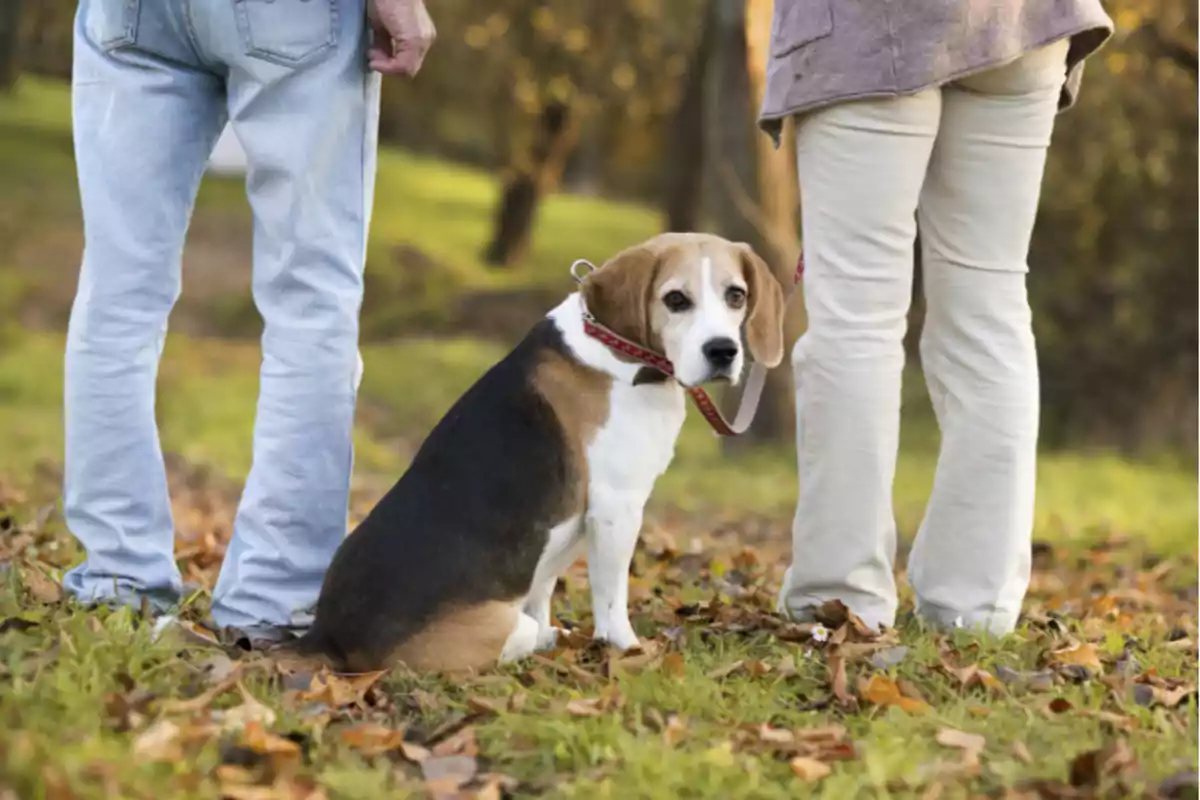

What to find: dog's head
left=581, top=233, right=785, bottom=387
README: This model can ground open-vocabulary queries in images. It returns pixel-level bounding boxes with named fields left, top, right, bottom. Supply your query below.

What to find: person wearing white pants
left=758, top=2, right=1113, bottom=634
left=63, top=0, right=433, bottom=643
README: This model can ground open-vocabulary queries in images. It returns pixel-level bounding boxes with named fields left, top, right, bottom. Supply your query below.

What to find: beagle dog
left=293, top=232, right=785, bottom=673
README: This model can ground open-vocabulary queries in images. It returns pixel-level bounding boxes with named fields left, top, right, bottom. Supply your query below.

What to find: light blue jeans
left=63, top=0, right=380, bottom=633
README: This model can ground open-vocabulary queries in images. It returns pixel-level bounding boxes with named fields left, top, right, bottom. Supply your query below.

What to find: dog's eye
left=726, top=286, right=747, bottom=309
left=662, top=290, right=693, bottom=312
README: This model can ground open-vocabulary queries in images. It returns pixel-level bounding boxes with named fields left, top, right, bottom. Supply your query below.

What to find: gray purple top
left=758, top=0, right=1115, bottom=144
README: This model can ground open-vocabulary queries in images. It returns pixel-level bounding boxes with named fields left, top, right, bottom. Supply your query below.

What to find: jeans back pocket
left=85, top=0, right=141, bottom=50
left=232, top=0, right=338, bottom=68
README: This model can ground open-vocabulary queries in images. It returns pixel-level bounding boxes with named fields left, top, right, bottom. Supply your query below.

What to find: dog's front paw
left=593, top=619, right=640, bottom=651
left=535, top=625, right=563, bottom=652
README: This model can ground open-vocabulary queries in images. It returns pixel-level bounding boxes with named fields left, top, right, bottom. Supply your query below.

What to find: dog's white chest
left=587, top=380, right=686, bottom=496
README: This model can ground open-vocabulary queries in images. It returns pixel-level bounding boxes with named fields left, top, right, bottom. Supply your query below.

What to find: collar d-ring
left=570, top=258, right=597, bottom=284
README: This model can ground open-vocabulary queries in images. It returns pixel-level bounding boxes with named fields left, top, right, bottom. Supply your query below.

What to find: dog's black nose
left=702, top=337, right=739, bottom=369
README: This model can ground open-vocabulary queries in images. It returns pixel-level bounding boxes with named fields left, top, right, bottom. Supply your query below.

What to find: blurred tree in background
left=1029, top=0, right=1197, bottom=453
left=6, top=0, right=1196, bottom=455
left=377, top=0, right=701, bottom=267
left=0, top=0, right=23, bottom=91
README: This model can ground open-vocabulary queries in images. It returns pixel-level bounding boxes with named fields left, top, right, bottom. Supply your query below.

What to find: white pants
left=781, top=40, right=1070, bottom=635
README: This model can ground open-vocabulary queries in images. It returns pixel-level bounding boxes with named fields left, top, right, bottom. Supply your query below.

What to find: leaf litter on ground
left=0, top=464, right=1196, bottom=798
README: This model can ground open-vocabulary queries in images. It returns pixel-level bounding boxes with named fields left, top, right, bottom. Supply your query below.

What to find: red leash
left=575, top=252, right=805, bottom=437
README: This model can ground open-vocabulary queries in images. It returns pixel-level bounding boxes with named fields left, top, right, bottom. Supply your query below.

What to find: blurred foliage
left=376, top=0, right=703, bottom=199
left=5, top=0, right=1197, bottom=454
left=1029, top=0, right=1197, bottom=454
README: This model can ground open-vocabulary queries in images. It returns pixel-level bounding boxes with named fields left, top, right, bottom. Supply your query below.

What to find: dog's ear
left=581, top=243, right=661, bottom=348
left=739, top=244, right=786, bottom=367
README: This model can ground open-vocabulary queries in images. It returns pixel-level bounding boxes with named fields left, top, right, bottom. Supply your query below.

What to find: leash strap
left=575, top=253, right=805, bottom=437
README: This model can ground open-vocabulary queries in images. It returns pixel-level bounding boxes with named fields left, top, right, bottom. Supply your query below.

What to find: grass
left=0, top=497, right=1196, bottom=799
left=0, top=75, right=1196, bottom=798
left=1, top=330, right=1195, bottom=547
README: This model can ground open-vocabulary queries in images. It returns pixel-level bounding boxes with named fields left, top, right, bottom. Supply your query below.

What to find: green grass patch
left=0, top=329, right=1193, bottom=551
left=0, top=503, right=1195, bottom=798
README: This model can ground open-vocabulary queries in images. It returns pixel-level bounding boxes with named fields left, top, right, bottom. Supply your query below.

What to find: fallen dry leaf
left=827, top=653, right=855, bottom=709
left=745, top=659, right=772, bottom=677
left=605, top=648, right=661, bottom=678
left=132, top=719, right=183, bottom=763
left=1131, top=673, right=1197, bottom=709
left=1068, top=739, right=1138, bottom=789
left=160, top=664, right=246, bottom=715
left=566, top=698, right=605, bottom=717
left=241, top=721, right=301, bottom=773
left=811, top=599, right=875, bottom=639
left=859, top=674, right=931, bottom=714
left=338, top=722, right=407, bottom=756
left=399, top=740, right=432, bottom=764
left=789, top=756, right=832, bottom=782
left=564, top=686, right=623, bottom=718
left=466, top=696, right=502, bottom=716
left=222, top=682, right=277, bottom=731
left=643, top=708, right=690, bottom=748
left=297, top=669, right=387, bottom=709
left=153, top=617, right=221, bottom=648
left=938, top=658, right=1005, bottom=694
left=995, top=666, right=1056, bottom=692
left=19, top=562, right=63, bottom=604
left=753, top=723, right=795, bottom=746
left=1047, top=698, right=1074, bottom=714
left=935, top=727, right=986, bottom=764
left=662, top=714, right=688, bottom=748
left=794, top=725, right=848, bottom=745
left=430, top=724, right=480, bottom=759
left=1049, top=642, right=1103, bottom=673
left=1012, top=741, right=1034, bottom=765
left=662, top=652, right=686, bottom=678
left=421, top=754, right=478, bottom=793
left=530, top=654, right=598, bottom=686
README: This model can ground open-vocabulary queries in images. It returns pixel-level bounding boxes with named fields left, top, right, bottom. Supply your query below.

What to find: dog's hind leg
left=499, top=611, right=540, bottom=663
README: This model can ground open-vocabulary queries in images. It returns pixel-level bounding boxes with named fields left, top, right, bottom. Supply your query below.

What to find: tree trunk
left=710, top=0, right=802, bottom=450
left=662, top=1, right=716, bottom=232
left=482, top=100, right=578, bottom=268
left=0, top=0, right=24, bottom=92
left=703, top=0, right=759, bottom=248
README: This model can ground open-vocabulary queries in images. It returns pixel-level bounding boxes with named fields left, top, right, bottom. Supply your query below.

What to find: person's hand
left=367, top=0, right=435, bottom=77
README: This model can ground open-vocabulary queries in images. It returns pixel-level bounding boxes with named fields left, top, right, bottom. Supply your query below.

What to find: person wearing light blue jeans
left=63, top=0, right=433, bottom=641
